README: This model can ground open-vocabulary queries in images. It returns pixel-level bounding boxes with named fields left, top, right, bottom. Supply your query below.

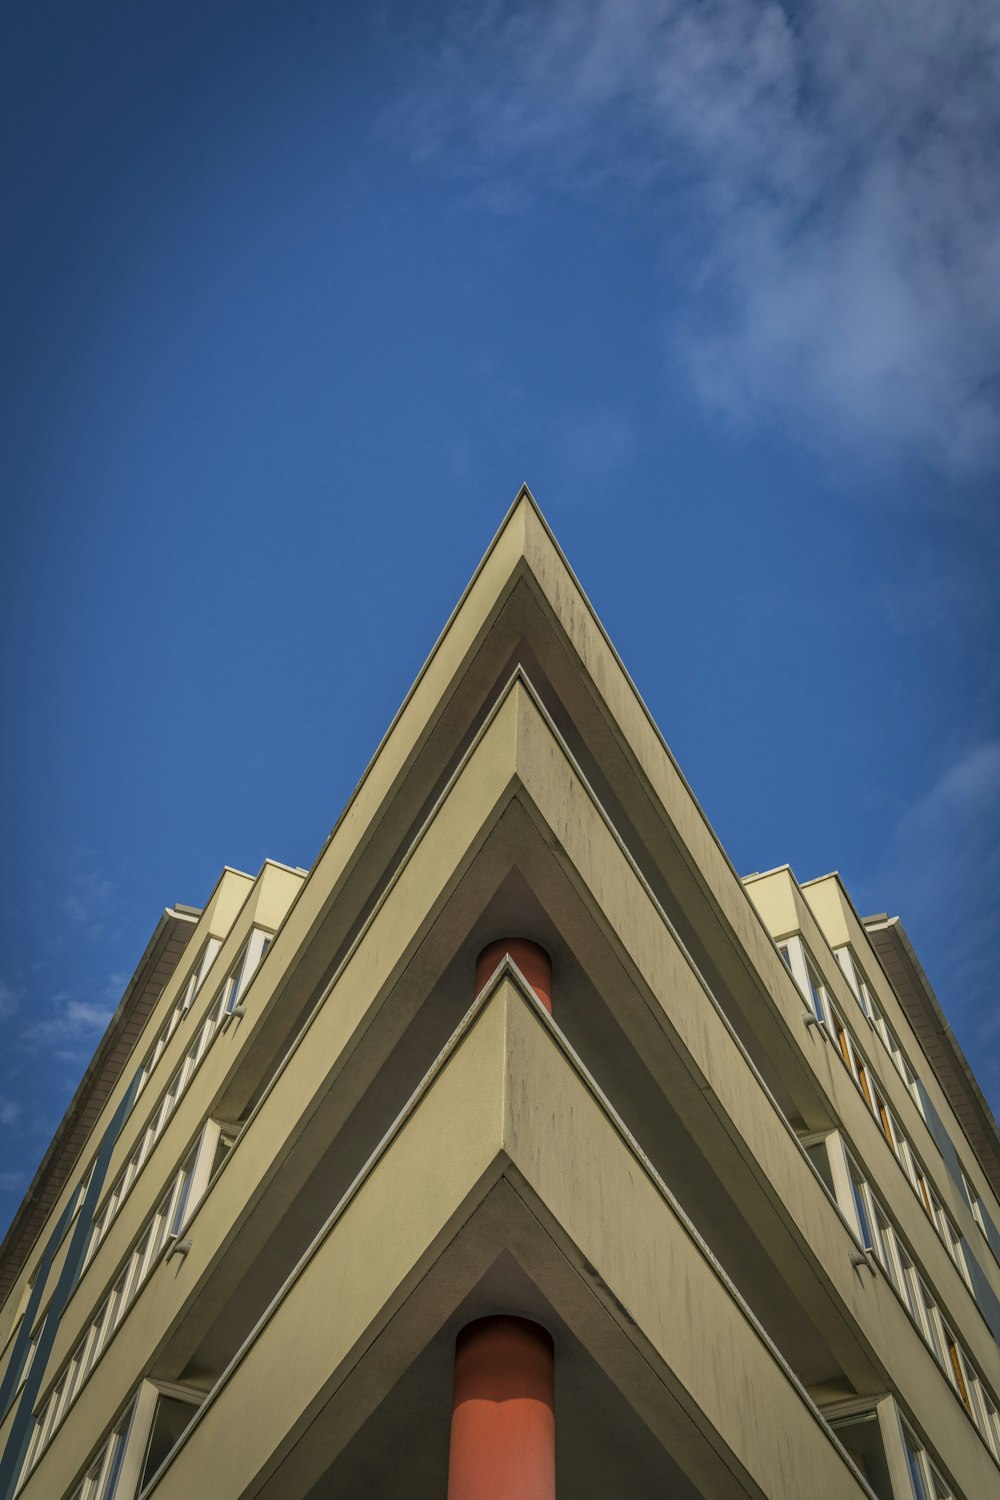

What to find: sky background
left=1, top=0, right=997, bottom=1237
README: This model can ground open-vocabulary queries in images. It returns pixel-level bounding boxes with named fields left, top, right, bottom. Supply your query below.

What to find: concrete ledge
left=141, top=978, right=874, bottom=1500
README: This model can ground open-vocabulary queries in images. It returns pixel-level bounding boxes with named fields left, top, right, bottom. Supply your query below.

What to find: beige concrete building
left=1, top=489, right=999, bottom=1500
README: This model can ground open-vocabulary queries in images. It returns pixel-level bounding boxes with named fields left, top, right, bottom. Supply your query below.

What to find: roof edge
left=0, top=905, right=199, bottom=1302
left=864, top=915, right=1000, bottom=1200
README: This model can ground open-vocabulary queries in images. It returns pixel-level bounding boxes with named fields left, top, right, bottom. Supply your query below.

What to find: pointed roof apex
left=488, top=481, right=565, bottom=567
left=496, top=481, right=544, bottom=533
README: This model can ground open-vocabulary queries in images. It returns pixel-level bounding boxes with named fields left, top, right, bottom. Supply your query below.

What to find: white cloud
left=394, top=0, right=1000, bottom=476
left=0, top=1172, right=23, bottom=1193
left=20, top=994, right=116, bottom=1053
left=0, top=1099, right=21, bottom=1129
left=16, top=965, right=129, bottom=1056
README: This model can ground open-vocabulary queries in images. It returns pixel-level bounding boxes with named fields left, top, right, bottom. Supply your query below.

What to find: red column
left=475, top=939, right=552, bottom=1013
left=447, top=1316, right=555, bottom=1500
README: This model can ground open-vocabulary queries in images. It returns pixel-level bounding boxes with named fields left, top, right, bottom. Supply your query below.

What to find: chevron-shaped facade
left=2, top=491, right=999, bottom=1500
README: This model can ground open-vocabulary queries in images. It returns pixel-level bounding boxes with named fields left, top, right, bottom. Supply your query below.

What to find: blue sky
left=1, top=0, right=997, bottom=1236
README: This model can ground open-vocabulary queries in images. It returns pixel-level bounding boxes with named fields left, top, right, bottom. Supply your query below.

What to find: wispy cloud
left=62, top=856, right=113, bottom=929
left=0, top=1099, right=21, bottom=1129
left=0, top=1172, right=23, bottom=1194
left=18, top=973, right=125, bottom=1056
left=860, top=741, right=1000, bottom=1105
left=393, top=0, right=1000, bottom=478
left=20, top=998, right=113, bottom=1053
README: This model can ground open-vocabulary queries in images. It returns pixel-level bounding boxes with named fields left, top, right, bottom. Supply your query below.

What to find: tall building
left=1, top=489, right=999, bottom=1500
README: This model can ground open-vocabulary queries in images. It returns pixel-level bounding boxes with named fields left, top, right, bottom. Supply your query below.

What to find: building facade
left=1, top=489, right=999, bottom=1499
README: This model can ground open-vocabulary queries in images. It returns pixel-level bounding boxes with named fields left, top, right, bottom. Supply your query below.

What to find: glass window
left=827, top=1408, right=893, bottom=1496
left=874, top=1092, right=897, bottom=1151
left=944, top=1328, right=973, bottom=1414
left=896, top=1243, right=921, bottom=1323
left=123, top=1229, right=151, bottom=1310
left=848, top=1160, right=876, bottom=1252
left=98, top=1403, right=135, bottom=1500
left=918, top=1282, right=947, bottom=1367
left=139, top=1393, right=201, bottom=1489
left=978, top=1388, right=1000, bottom=1460
left=223, top=945, right=248, bottom=1015
left=929, top=1469, right=952, bottom=1500
left=80, top=1301, right=106, bottom=1383
left=804, top=953, right=828, bottom=1024
left=15, top=1323, right=40, bottom=1395
left=832, top=1010, right=853, bottom=1070
left=169, top=1148, right=198, bottom=1237
left=903, top=1428, right=931, bottom=1500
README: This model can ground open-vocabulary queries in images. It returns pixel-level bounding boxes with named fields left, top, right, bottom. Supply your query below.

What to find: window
left=836, top=946, right=879, bottom=1026
left=829, top=1136, right=1000, bottom=1457
left=62, top=1380, right=202, bottom=1500
left=834, top=945, right=924, bottom=1111
left=874, top=1204, right=904, bottom=1299
left=944, top=1326, right=973, bottom=1415
left=138, top=1388, right=202, bottom=1490
left=803, top=952, right=830, bottom=1025
left=135, top=938, right=221, bottom=1102
left=97, top=1276, right=127, bottom=1367
left=902, top=1425, right=954, bottom=1500
left=82, top=931, right=269, bottom=1273
left=874, top=1090, right=897, bottom=1151
left=67, top=1399, right=137, bottom=1500
left=915, top=1166, right=935, bottom=1221
left=16, top=1323, right=41, bottom=1396
left=942, top=1216, right=972, bottom=1288
left=211, top=934, right=265, bottom=1022
left=960, top=1168, right=1000, bottom=1266
left=805, top=1138, right=836, bottom=1198
left=917, top=1279, right=948, bottom=1368
left=895, top=1243, right=922, bottom=1324
left=817, top=1012, right=980, bottom=1317
left=903, top=1427, right=931, bottom=1500
left=980, top=1387, right=1000, bottom=1460
left=122, top=1226, right=152, bottom=1312
left=168, top=1147, right=198, bottom=1237
left=827, top=1406, right=894, bottom=1496
left=848, top=1157, right=877, bottom=1255
left=832, top=1009, right=853, bottom=1069
left=24, top=1121, right=231, bottom=1476
left=830, top=1006, right=876, bottom=1114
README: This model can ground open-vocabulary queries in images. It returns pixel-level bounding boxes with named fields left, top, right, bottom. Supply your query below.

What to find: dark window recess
left=140, top=1395, right=200, bottom=1488
left=828, top=1410, right=894, bottom=1500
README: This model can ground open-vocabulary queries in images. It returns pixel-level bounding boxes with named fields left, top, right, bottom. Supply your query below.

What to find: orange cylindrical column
left=447, top=1316, right=555, bottom=1500
left=475, top=939, right=552, bottom=1013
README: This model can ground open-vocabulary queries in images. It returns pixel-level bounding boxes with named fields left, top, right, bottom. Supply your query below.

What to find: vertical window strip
left=19, top=1126, right=219, bottom=1477
left=901, top=1425, right=956, bottom=1500
left=834, top=945, right=925, bottom=1113
left=134, top=937, right=222, bottom=1103
left=803, top=953, right=829, bottom=1025
left=840, top=1150, right=1000, bottom=1460
left=800, top=941, right=978, bottom=1304
left=66, top=1398, right=137, bottom=1500
left=81, top=930, right=269, bottom=1272
left=945, top=1329, right=973, bottom=1415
